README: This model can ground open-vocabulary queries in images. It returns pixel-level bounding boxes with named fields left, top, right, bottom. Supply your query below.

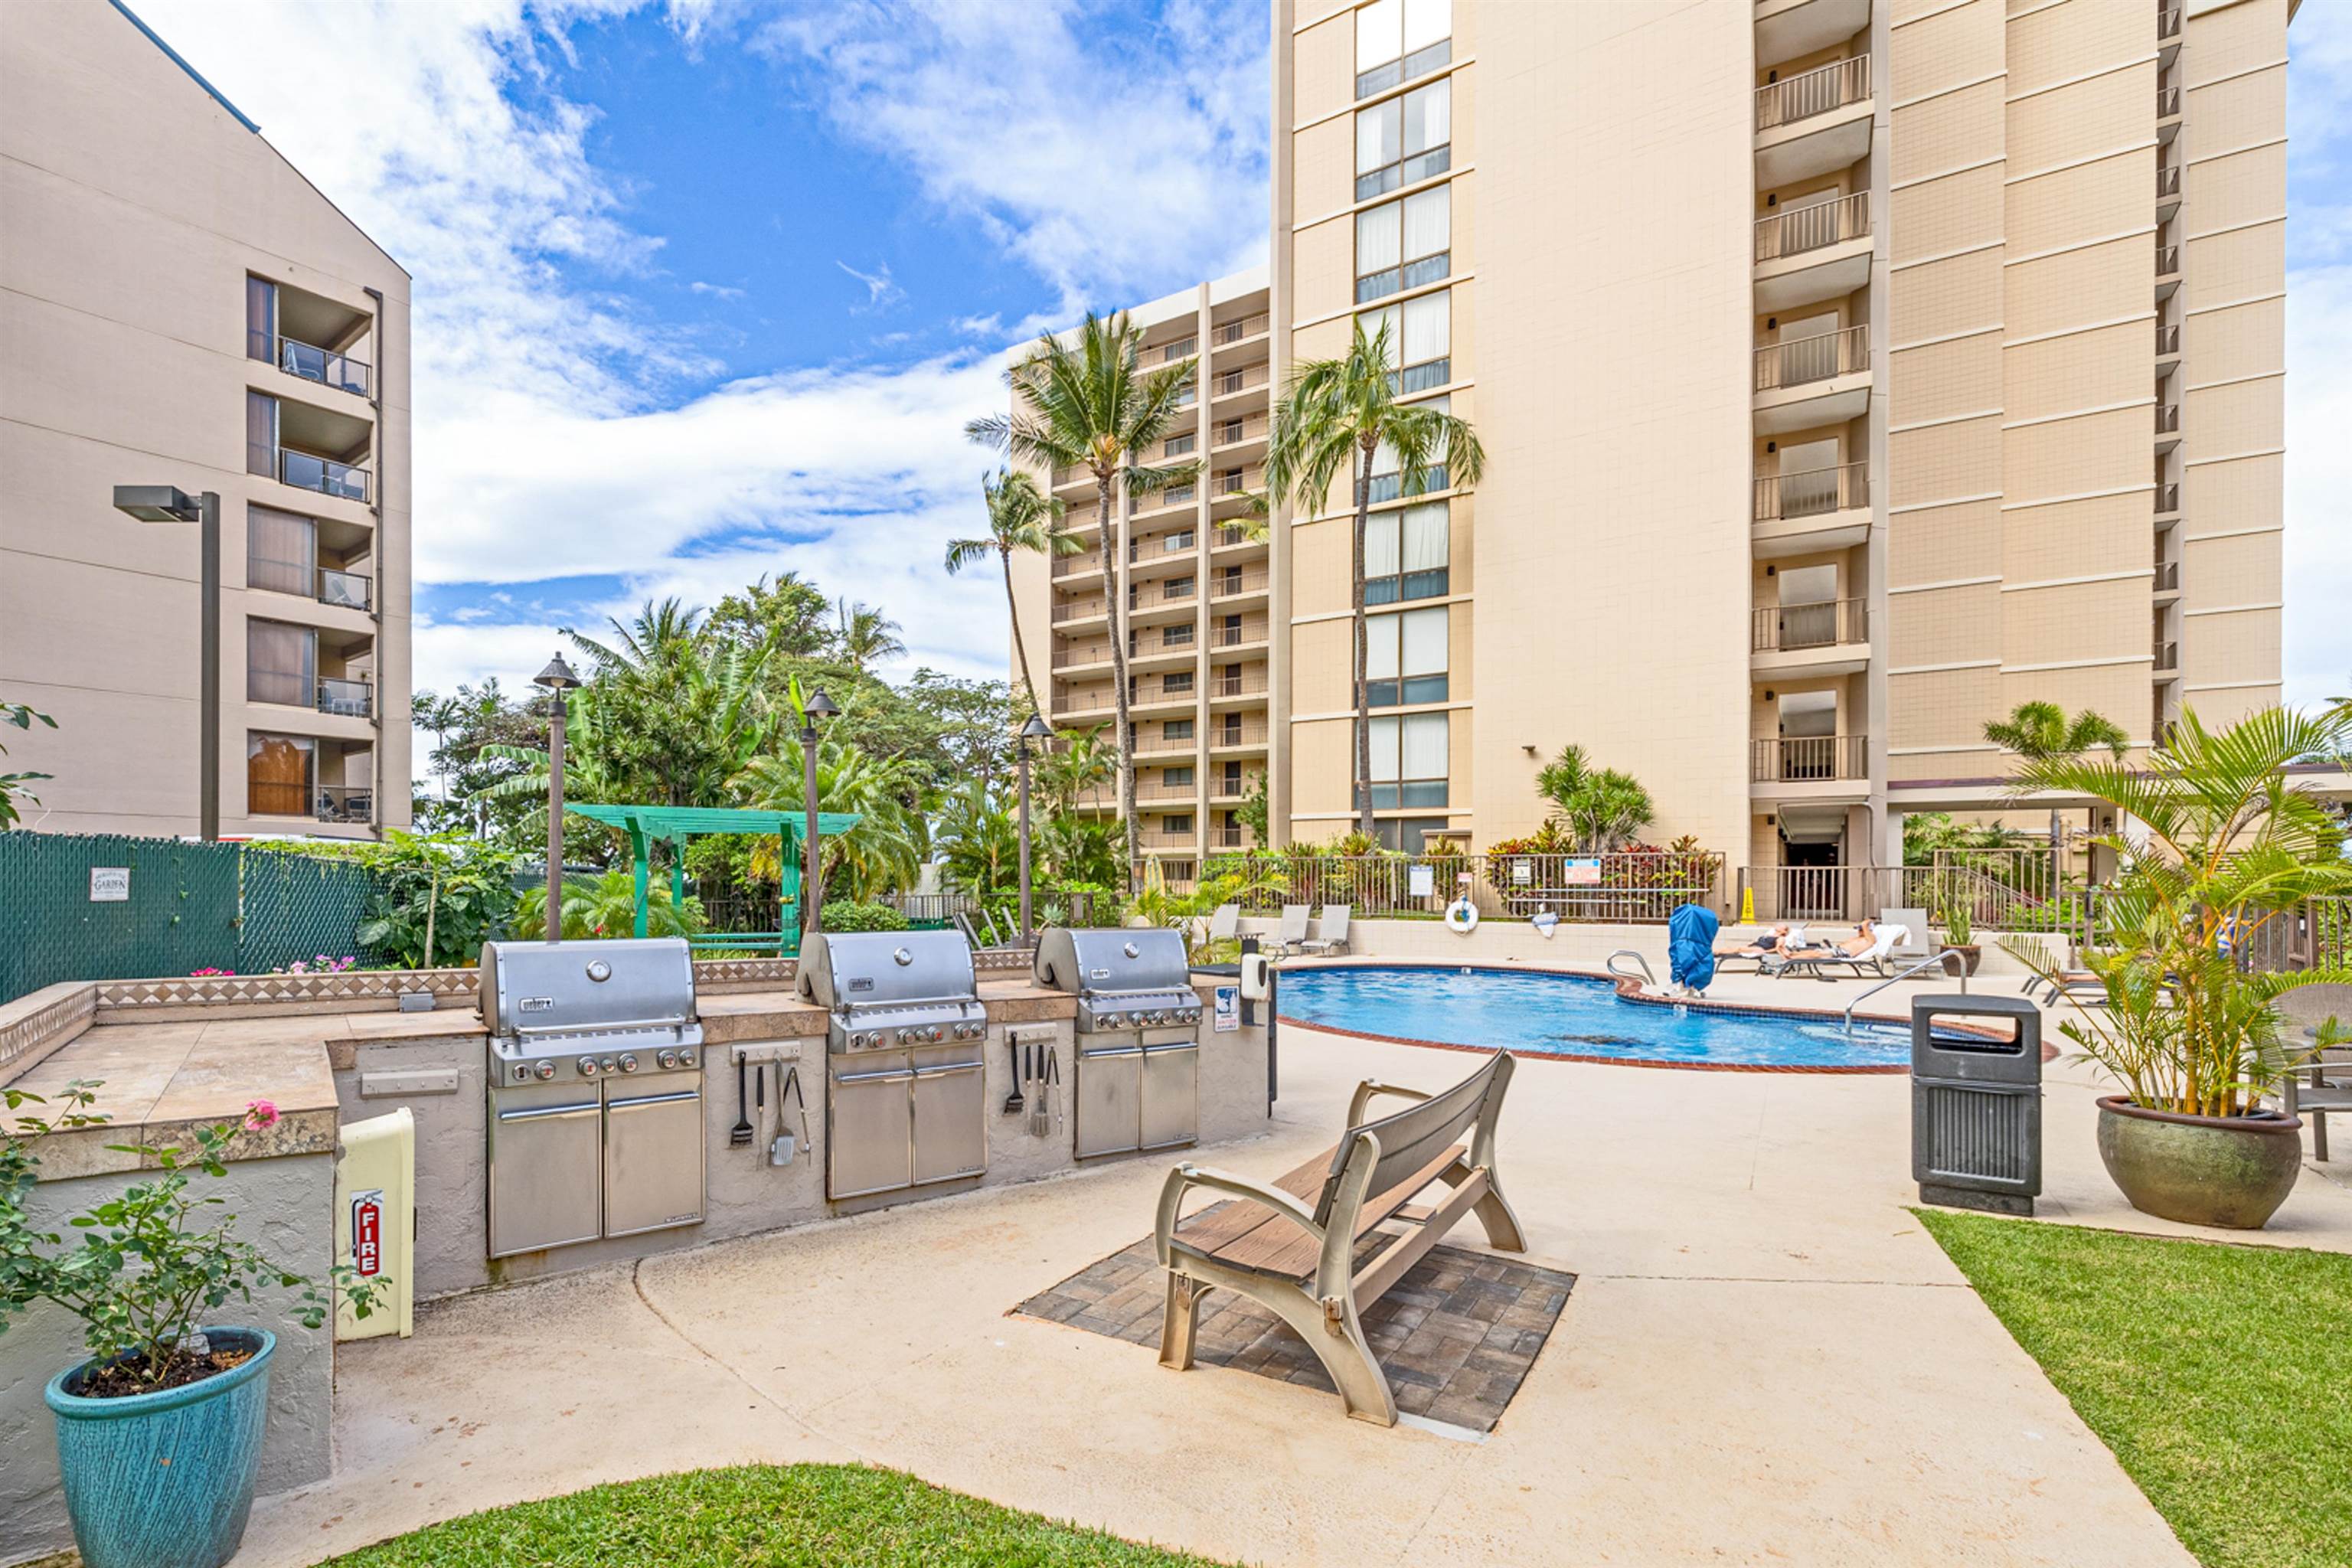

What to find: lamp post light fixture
left=1016, top=714, right=1053, bottom=939
left=533, top=652, right=583, bottom=942
left=800, top=688, right=840, bottom=933
left=111, top=485, right=220, bottom=841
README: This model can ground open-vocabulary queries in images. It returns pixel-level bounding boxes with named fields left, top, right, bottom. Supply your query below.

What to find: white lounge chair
left=1270, top=903, right=1312, bottom=956
left=1295, top=904, right=1351, bottom=956
left=1206, top=903, right=1240, bottom=946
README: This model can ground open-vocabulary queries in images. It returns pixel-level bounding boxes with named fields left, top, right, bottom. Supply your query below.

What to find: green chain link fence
left=0, top=832, right=387, bottom=1003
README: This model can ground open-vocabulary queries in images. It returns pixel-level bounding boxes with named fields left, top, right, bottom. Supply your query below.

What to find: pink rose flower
left=242, top=1099, right=280, bottom=1132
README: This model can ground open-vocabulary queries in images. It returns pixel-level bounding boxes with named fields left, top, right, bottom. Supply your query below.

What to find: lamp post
left=800, top=688, right=839, bottom=933
left=534, top=653, right=582, bottom=942
left=111, top=486, right=220, bottom=841
left=1016, top=714, right=1052, bottom=939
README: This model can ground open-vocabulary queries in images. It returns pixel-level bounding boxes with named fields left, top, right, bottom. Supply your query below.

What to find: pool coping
left=1272, top=961, right=1931, bottom=1075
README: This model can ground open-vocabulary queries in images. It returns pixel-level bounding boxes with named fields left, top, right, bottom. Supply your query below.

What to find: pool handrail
left=1842, top=949, right=1968, bottom=1034
left=1606, top=950, right=1657, bottom=988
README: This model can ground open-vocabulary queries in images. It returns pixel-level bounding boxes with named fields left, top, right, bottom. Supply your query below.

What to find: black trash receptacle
left=1912, top=994, right=2042, bottom=1215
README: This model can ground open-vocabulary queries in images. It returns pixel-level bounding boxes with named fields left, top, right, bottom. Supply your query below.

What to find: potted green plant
left=2004, top=706, right=2352, bottom=1229
left=1935, top=887, right=1982, bottom=977
left=2, top=1084, right=377, bottom=1568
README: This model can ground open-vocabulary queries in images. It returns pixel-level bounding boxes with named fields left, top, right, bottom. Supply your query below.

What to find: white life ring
left=1444, top=897, right=1480, bottom=934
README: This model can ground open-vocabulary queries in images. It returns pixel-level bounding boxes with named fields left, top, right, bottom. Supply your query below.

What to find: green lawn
left=1919, top=1210, right=2352, bottom=1568
left=323, top=1463, right=1240, bottom=1567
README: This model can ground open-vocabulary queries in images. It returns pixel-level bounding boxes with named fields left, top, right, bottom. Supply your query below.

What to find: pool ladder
left=1606, top=950, right=1658, bottom=988
left=1841, top=951, right=1969, bottom=1034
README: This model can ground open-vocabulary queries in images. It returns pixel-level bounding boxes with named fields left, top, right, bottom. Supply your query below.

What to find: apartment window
left=1368, top=395, right=1451, bottom=502
left=1165, top=574, right=1194, bottom=600
left=1165, top=719, right=1195, bottom=741
left=247, top=505, right=317, bottom=598
left=1359, top=291, right=1450, bottom=394
left=1214, top=417, right=1248, bottom=445
left=247, top=390, right=279, bottom=478
left=1364, top=712, right=1449, bottom=808
left=246, top=276, right=277, bottom=363
left=1355, top=78, right=1452, bottom=200
left=1218, top=714, right=1244, bottom=744
left=1162, top=624, right=1194, bottom=648
left=247, top=619, right=315, bottom=707
left=1165, top=433, right=1197, bottom=457
left=1165, top=671, right=1195, bottom=695
left=1366, top=501, right=1449, bottom=604
left=1356, top=0, right=1451, bottom=99
left=1165, top=766, right=1196, bottom=788
left=1165, top=528, right=1196, bottom=551
left=1163, top=814, right=1194, bottom=835
left=247, top=732, right=314, bottom=817
left=1364, top=605, right=1448, bottom=707
left=1375, top=816, right=1450, bottom=853
left=1160, top=335, right=1197, bottom=364
left=1356, top=186, right=1449, bottom=304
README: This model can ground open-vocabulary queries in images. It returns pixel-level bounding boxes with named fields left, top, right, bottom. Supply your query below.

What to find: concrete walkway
left=236, top=1008, right=2350, bottom=1568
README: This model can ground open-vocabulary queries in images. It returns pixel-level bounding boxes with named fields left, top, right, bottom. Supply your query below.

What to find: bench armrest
left=1154, top=1162, right=1325, bottom=1266
left=1344, top=1078, right=1433, bottom=1126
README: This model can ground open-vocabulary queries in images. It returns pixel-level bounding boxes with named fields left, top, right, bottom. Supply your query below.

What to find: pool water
left=1276, top=965, right=1913, bottom=1070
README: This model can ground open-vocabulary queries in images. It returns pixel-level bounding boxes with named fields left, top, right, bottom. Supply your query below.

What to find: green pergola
left=564, top=803, right=861, bottom=955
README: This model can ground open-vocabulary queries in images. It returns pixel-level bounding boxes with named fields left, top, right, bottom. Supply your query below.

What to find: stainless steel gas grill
left=799, top=930, right=989, bottom=1200
left=480, top=937, right=706, bottom=1259
left=1033, top=927, right=1204, bottom=1158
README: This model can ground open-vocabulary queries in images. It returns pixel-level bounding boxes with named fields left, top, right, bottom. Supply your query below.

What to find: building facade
left=1, top=0, right=412, bottom=841
left=1011, top=273, right=1275, bottom=884
left=1260, top=0, right=2287, bottom=891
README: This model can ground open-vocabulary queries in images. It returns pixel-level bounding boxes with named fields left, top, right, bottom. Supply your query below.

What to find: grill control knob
left=658, top=1049, right=678, bottom=1070
left=678, top=1048, right=697, bottom=1067
left=618, top=1053, right=640, bottom=1074
left=512, top=1063, right=531, bottom=1083
left=534, top=1060, right=557, bottom=1081
left=601, top=1057, right=619, bottom=1074
left=577, top=1057, right=599, bottom=1076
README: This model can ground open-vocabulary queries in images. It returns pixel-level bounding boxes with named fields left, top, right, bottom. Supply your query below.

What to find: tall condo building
left=1010, top=272, right=1276, bottom=885
left=1, top=0, right=413, bottom=840
left=1245, top=0, right=2290, bottom=893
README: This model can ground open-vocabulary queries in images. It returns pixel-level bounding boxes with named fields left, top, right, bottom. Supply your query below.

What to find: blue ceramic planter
left=44, top=1327, right=275, bottom=1568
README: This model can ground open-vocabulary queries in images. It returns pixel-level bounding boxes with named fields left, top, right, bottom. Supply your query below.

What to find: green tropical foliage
left=2004, top=705, right=2352, bottom=1117
left=831, top=599, right=906, bottom=676
left=1265, top=318, right=1485, bottom=835
left=1983, top=701, right=2131, bottom=762
left=946, top=469, right=1080, bottom=717
left=933, top=778, right=1020, bottom=903
left=0, top=699, right=57, bottom=831
left=731, top=688, right=928, bottom=902
left=970, top=310, right=1201, bottom=874
left=1534, top=745, right=1655, bottom=852
left=347, top=830, right=520, bottom=969
left=818, top=901, right=910, bottom=934
left=513, top=870, right=705, bottom=942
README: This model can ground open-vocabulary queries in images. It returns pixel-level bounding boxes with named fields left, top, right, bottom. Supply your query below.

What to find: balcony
left=1208, top=670, right=1270, bottom=702
left=1754, top=192, right=1870, bottom=312
left=1130, top=681, right=1200, bottom=713
left=1751, top=733, right=1868, bottom=789
left=1135, top=732, right=1197, bottom=758
left=250, top=552, right=372, bottom=612
left=255, top=335, right=371, bottom=399
left=2154, top=482, right=2181, bottom=519
left=1210, top=618, right=1270, bottom=650
left=1209, top=774, right=1261, bottom=802
left=2158, top=4, right=2182, bottom=64
left=1210, top=717, right=1270, bottom=751
left=1051, top=596, right=1107, bottom=626
left=1212, top=825, right=1256, bottom=851
left=1052, top=642, right=1113, bottom=672
left=1755, top=57, right=1872, bottom=187
left=1210, top=567, right=1271, bottom=601
left=1754, top=0, right=1872, bottom=70
left=2156, top=242, right=2181, bottom=300
left=1213, top=312, right=1269, bottom=348
left=2155, top=400, right=2182, bottom=452
left=1753, top=324, right=1870, bottom=433
left=1213, top=521, right=1266, bottom=552
left=2157, top=162, right=2182, bottom=222
left=1126, top=581, right=1199, bottom=626
left=2158, top=82, right=2181, bottom=122
left=312, top=784, right=374, bottom=825
left=1752, top=599, right=1869, bottom=678
left=279, top=450, right=368, bottom=503
left=1752, top=461, right=1869, bottom=557
left=2155, top=322, right=2180, bottom=366
left=1054, top=688, right=1117, bottom=718
left=1210, top=464, right=1263, bottom=498
left=2153, top=559, right=2180, bottom=596
left=1135, top=780, right=1202, bottom=804
left=1211, top=413, right=1269, bottom=452
left=315, top=676, right=373, bottom=718
left=2153, top=640, right=2180, bottom=676
left=1210, top=365, right=1268, bottom=401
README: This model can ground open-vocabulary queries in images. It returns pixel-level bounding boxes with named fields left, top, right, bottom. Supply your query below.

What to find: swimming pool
left=1276, top=965, right=1912, bottom=1072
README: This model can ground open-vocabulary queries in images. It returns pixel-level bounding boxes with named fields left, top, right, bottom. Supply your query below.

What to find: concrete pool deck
left=224, top=988, right=2351, bottom=1568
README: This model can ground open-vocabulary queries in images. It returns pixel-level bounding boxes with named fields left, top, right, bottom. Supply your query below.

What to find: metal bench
left=1152, top=1050, right=1525, bottom=1426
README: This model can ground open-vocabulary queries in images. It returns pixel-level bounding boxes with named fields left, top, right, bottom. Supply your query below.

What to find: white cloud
left=687, top=280, right=746, bottom=299
left=835, top=259, right=906, bottom=312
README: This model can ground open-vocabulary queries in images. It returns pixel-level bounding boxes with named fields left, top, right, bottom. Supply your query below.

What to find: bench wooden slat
left=1174, top=1144, right=1465, bottom=1280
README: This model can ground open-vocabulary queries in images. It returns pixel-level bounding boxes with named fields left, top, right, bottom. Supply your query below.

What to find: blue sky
left=133, top=0, right=2351, bottom=737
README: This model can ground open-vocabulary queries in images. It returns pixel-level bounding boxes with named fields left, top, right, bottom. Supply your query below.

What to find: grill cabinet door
left=1140, top=1035, right=1200, bottom=1151
left=910, top=1048, right=985, bottom=1184
left=603, top=1083, right=706, bottom=1238
left=488, top=1087, right=603, bottom=1257
left=1074, top=1040, right=1143, bottom=1158
left=829, top=1058, right=913, bottom=1198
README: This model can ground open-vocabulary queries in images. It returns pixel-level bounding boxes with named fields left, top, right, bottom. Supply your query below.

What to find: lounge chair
left=1715, top=925, right=1793, bottom=974
left=1205, top=903, right=1240, bottom=947
left=1771, top=923, right=1901, bottom=980
left=1295, top=904, right=1351, bottom=956
left=1880, top=909, right=1931, bottom=965
left=1269, top=903, right=1312, bottom=956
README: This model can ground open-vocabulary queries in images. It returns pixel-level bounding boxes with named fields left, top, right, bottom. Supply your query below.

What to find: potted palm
left=3, top=1084, right=377, bottom=1568
left=2005, top=706, right=2352, bottom=1229
left=1934, top=887, right=1982, bottom=977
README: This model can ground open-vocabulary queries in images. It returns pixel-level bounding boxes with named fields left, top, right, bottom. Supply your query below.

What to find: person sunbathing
left=1769, top=921, right=1878, bottom=969
left=1725, top=924, right=1792, bottom=958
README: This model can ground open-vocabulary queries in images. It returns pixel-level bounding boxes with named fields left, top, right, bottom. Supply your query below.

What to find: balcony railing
left=316, top=676, right=373, bottom=718
left=1055, top=690, right=1117, bottom=716
left=312, top=784, right=375, bottom=825
left=279, top=449, right=370, bottom=502
left=1211, top=568, right=1271, bottom=599
left=1214, top=523, right=1261, bottom=547
left=1755, top=191, right=1870, bottom=263
left=2153, top=560, right=2180, bottom=593
left=1214, top=313, right=1269, bottom=346
left=1753, top=461, right=1867, bottom=522
left=1211, top=719, right=1270, bottom=748
left=318, top=567, right=372, bottom=610
left=2153, top=641, right=2180, bottom=675
left=2158, top=83, right=2181, bottom=117
left=1051, top=598, right=1106, bottom=624
left=1135, top=781, right=1200, bottom=803
left=1127, top=580, right=1198, bottom=610
left=1212, top=366, right=1268, bottom=398
left=2155, top=403, right=2180, bottom=437
left=1753, top=324, right=1869, bottom=391
left=2156, top=243, right=2180, bottom=276
left=1213, top=414, right=1268, bottom=448
left=254, top=333, right=371, bottom=397
left=1210, top=776, right=1259, bottom=801
left=1052, top=643, right=1112, bottom=671
left=2155, top=322, right=2180, bottom=356
left=1751, top=734, right=1868, bottom=783
left=2158, top=5, right=2181, bottom=42
left=1211, top=621, right=1269, bottom=649
left=1752, top=598, right=1867, bottom=653
left=1213, top=826, right=1254, bottom=850
left=1211, top=672, right=1270, bottom=699
left=2155, top=482, right=2180, bottom=514
left=1755, top=55, right=1870, bottom=132
left=2157, top=164, right=2181, bottom=201
left=1158, top=336, right=1197, bottom=364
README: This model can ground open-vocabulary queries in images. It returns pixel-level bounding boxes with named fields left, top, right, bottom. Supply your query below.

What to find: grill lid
left=479, top=937, right=697, bottom=1037
left=1034, top=927, right=1191, bottom=995
left=797, top=929, right=979, bottom=1012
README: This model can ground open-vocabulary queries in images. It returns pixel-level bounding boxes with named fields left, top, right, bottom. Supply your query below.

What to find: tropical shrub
left=347, top=831, right=519, bottom=969
left=820, top=901, right=909, bottom=933
left=512, top=870, right=706, bottom=942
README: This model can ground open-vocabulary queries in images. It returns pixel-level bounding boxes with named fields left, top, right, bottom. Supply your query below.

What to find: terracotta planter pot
left=2095, top=1096, right=2305, bottom=1230
left=1939, top=943, right=1981, bottom=977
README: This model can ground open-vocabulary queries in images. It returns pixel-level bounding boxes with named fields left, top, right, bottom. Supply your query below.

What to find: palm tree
left=833, top=599, right=906, bottom=675
left=733, top=738, right=926, bottom=902
left=1984, top=700, right=2132, bottom=854
left=968, top=312, right=1199, bottom=880
left=1035, top=721, right=1116, bottom=815
left=946, top=469, right=1080, bottom=718
left=1534, top=744, right=1655, bottom=852
left=1265, top=319, right=1485, bottom=835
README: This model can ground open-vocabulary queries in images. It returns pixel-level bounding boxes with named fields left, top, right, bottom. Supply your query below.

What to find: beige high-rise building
left=2, top=0, right=412, bottom=841
left=1236, top=0, right=2285, bottom=901
left=1010, top=272, right=1275, bottom=884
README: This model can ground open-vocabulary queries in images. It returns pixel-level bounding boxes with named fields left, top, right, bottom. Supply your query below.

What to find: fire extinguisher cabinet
left=335, top=1107, right=415, bottom=1339
left=1911, top=995, right=2043, bottom=1216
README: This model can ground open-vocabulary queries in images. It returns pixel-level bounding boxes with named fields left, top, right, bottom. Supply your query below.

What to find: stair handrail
left=1606, top=949, right=1658, bottom=988
left=1843, top=949, right=1968, bottom=1034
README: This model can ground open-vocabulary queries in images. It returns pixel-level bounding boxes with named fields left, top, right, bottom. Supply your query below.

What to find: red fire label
left=351, top=1192, right=383, bottom=1278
